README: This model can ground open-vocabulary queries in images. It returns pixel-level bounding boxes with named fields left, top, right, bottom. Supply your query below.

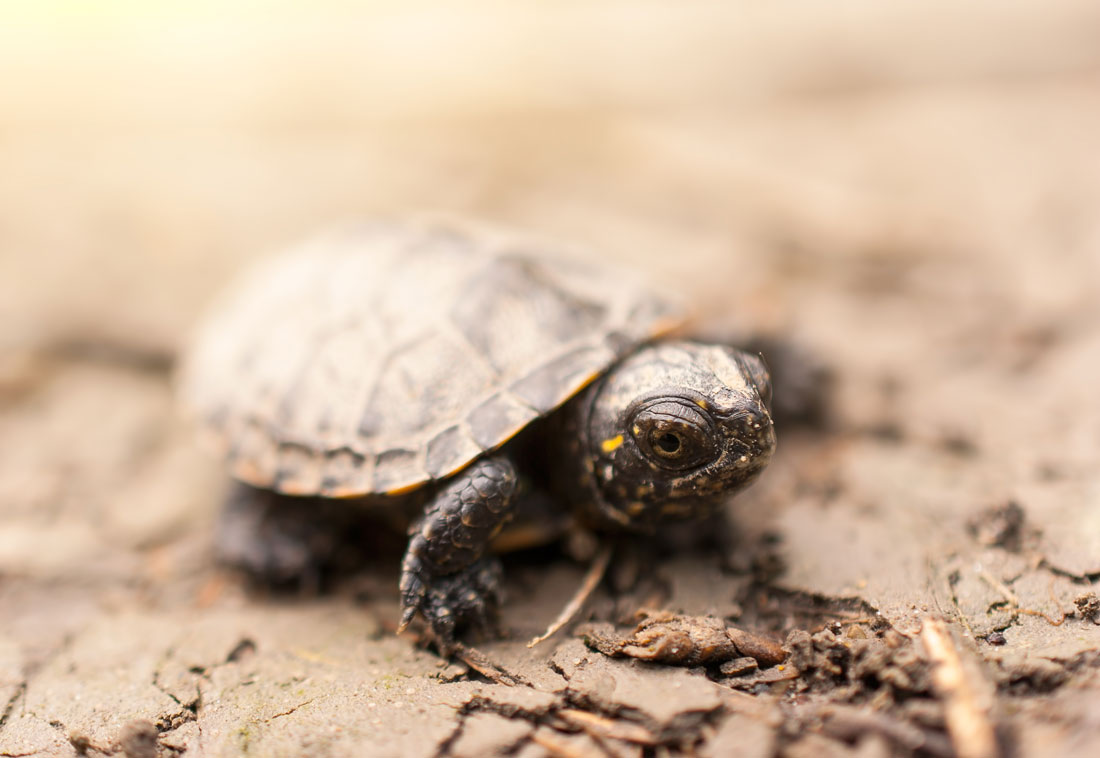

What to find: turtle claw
left=396, top=606, right=417, bottom=635
left=398, top=557, right=504, bottom=653
left=397, top=568, right=426, bottom=634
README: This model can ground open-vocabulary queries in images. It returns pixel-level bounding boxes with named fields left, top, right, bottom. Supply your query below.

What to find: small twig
left=530, top=730, right=602, bottom=758
left=529, top=543, right=613, bottom=648
left=557, top=708, right=657, bottom=745
left=1032, top=575, right=1067, bottom=626
left=1015, top=607, right=1066, bottom=626
left=920, top=617, right=1000, bottom=758
left=451, top=643, right=526, bottom=687
left=978, top=569, right=1066, bottom=626
left=977, top=569, right=1020, bottom=607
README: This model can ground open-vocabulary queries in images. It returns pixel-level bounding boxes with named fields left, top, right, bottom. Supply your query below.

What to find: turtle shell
left=179, top=218, right=686, bottom=498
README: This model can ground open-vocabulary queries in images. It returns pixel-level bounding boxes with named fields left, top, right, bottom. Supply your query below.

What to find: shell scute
left=179, top=218, right=686, bottom=497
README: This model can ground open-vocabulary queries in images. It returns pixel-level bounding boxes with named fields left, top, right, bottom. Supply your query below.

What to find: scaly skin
left=397, top=455, right=519, bottom=649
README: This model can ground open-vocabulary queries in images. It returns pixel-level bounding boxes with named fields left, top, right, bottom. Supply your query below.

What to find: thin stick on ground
left=529, top=730, right=600, bottom=758
left=528, top=542, right=613, bottom=648
left=977, top=568, right=1067, bottom=626
left=451, top=643, right=527, bottom=687
left=920, top=616, right=1000, bottom=758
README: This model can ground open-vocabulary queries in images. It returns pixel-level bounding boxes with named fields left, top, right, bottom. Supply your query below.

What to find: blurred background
left=4, top=0, right=1100, bottom=354
left=2, top=2, right=1100, bottom=754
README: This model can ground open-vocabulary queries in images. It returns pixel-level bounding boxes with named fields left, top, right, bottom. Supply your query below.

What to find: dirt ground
left=2, top=2, right=1099, bottom=757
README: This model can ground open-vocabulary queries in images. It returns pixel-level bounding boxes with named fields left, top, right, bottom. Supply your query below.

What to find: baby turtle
left=179, top=218, right=776, bottom=647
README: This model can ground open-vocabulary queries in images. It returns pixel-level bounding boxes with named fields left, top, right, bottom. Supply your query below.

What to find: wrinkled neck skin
left=541, top=382, right=619, bottom=530
left=547, top=340, right=776, bottom=534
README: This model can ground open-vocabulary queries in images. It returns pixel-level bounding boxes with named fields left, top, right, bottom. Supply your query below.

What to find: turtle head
left=581, top=341, right=775, bottom=531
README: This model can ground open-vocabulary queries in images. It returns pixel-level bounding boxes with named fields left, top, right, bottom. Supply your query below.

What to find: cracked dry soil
left=3, top=4, right=1100, bottom=756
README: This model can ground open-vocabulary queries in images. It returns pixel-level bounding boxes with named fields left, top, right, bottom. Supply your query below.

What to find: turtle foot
left=399, top=556, right=504, bottom=654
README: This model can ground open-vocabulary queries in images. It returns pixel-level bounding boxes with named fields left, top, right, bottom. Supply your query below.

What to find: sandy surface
left=2, top=3, right=1099, bottom=756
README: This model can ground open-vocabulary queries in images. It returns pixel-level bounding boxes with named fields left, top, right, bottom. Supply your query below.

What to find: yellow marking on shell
left=438, top=461, right=471, bottom=481
left=627, top=501, right=646, bottom=516
left=325, top=483, right=376, bottom=499
left=601, top=434, right=624, bottom=453
left=494, top=423, right=528, bottom=449
left=577, top=369, right=605, bottom=392
left=695, top=399, right=709, bottom=410
left=277, top=479, right=316, bottom=497
left=472, top=404, right=538, bottom=462
left=384, top=480, right=426, bottom=497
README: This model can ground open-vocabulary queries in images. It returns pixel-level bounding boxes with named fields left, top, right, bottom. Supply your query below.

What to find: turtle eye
left=630, top=398, right=717, bottom=471
left=654, top=431, right=682, bottom=454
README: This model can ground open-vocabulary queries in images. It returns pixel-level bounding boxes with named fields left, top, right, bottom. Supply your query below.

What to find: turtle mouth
left=580, top=494, right=656, bottom=534
left=597, top=502, right=638, bottom=531
left=588, top=495, right=720, bottom=534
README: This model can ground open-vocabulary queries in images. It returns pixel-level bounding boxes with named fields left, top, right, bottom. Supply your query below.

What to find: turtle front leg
left=398, top=455, right=520, bottom=651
